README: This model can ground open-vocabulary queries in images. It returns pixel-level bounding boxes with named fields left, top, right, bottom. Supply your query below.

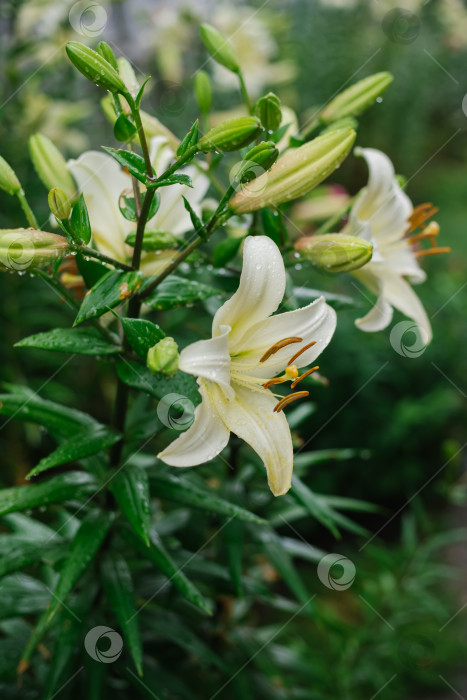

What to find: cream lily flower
left=158, top=236, right=337, bottom=497
left=343, top=147, right=447, bottom=343
left=67, top=136, right=210, bottom=274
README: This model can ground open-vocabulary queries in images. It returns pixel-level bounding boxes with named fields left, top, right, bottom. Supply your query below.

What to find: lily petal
left=179, top=325, right=234, bottom=399
left=231, top=296, right=337, bottom=379
left=355, top=292, right=394, bottom=332
left=379, top=268, right=432, bottom=343
left=158, top=382, right=230, bottom=467
left=212, top=236, right=286, bottom=349
left=211, top=382, right=293, bottom=496
left=68, top=151, right=131, bottom=262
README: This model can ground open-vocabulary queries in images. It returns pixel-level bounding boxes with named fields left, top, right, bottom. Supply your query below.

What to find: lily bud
left=147, top=337, right=179, bottom=377
left=194, top=70, right=213, bottom=114
left=96, top=41, right=118, bottom=70
left=29, top=134, right=76, bottom=202
left=295, top=233, right=373, bottom=273
left=48, top=188, right=71, bottom=220
left=242, top=141, right=279, bottom=172
left=66, top=42, right=128, bottom=96
left=126, top=230, right=179, bottom=251
left=254, top=92, right=282, bottom=132
left=117, top=57, right=140, bottom=99
left=0, top=228, right=69, bottom=272
left=320, top=72, right=393, bottom=123
left=0, top=156, right=21, bottom=196
left=198, top=117, right=262, bottom=153
left=230, top=128, right=356, bottom=213
left=199, top=23, right=239, bottom=73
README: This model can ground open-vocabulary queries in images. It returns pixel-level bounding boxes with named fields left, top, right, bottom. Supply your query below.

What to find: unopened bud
left=117, top=57, right=140, bottom=99
left=230, top=128, right=356, bottom=213
left=320, top=72, right=393, bottom=124
left=147, top=337, right=179, bottom=377
left=96, top=41, right=118, bottom=70
left=48, top=188, right=71, bottom=220
left=126, top=230, right=179, bottom=251
left=199, top=24, right=239, bottom=73
left=29, top=134, right=76, bottom=202
left=66, top=41, right=128, bottom=95
left=198, top=117, right=262, bottom=153
left=194, top=70, right=213, bottom=114
left=0, top=228, right=69, bottom=272
left=242, top=141, right=279, bottom=172
left=295, top=233, right=373, bottom=273
left=254, top=92, right=282, bottom=132
left=0, top=156, right=21, bottom=196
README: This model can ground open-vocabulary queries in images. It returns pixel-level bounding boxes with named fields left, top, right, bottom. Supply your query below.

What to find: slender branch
left=72, top=245, right=133, bottom=271
left=130, top=189, right=155, bottom=271
left=237, top=71, right=252, bottom=113
left=131, top=102, right=154, bottom=179
left=16, top=190, right=38, bottom=228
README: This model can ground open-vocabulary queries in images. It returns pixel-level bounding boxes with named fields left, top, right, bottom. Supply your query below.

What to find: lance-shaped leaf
left=102, top=147, right=148, bottom=184
left=110, top=464, right=151, bottom=546
left=150, top=473, right=266, bottom=524
left=119, top=316, right=165, bottom=360
left=116, top=358, right=201, bottom=405
left=15, top=326, right=121, bottom=355
left=27, top=425, right=121, bottom=478
left=69, top=193, right=91, bottom=245
left=0, top=472, right=98, bottom=517
left=47, top=510, right=113, bottom=622
left=142, top=275, right=221, bottom=310
left=0, top=537, right=61, bottom=577
left=101, top=552, right=143, bottom=675
left=74, top=269, right=142, bottom=325
left=177, top=120, right=199, bottom=157
left=123, top=527, right=211, bottom=615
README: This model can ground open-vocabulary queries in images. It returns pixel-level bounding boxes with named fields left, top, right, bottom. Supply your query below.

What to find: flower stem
left=16, top=190, right=38, bottom=228
left=237, top=71, right=252, bottom=113
left=72, top=245, right=134, bottom=271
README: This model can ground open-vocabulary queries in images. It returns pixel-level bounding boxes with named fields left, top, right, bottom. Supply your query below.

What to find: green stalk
left=16, top=190, right=38, bottom=228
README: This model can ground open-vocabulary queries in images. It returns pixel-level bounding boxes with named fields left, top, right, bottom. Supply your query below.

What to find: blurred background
left=0, top=0, right=466, bottom=697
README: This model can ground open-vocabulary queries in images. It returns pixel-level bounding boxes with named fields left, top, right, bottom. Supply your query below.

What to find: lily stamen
left=259, top=336, right=303, bottom=363
left=406, top=202, right=439, bottom=232
left=273, top=391, right=310, bottom=413
left=288, top=341, right=317, bottom=365
left=416, top=246, right=451, bottom=258
left=263, top=364, right=299, bottom=390
left=291, top=365, right=319, bottom=388
left=408, top=221, right=440, bottom=245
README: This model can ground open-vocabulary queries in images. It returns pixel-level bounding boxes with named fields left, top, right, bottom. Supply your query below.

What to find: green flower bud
left=0, top=228, right=69, bottom=272
left=96, top=41, right=118, bottom=70
left=29, top=134, right=76, bottom=202
left=199, top=23, right=239, bottom=73
left=198, top=117, right=262, bottom=153
left=230, top=128, right=356, bottom=213
left=147, top=337, right=179, bottom=377
left=117, top=57, right=140, bottom=99
left=194, top=70, right=213, bottom=114
left=295, top=233, right=373, bottom=273
left=0, top=156, right=21, bottom=196
left=66, top=41, right=128, bottom=95
left=48, top=188, right=71, bottom=220
left=126, top=230, right=179, bottom=251
left=254, top=92, right=282, bottom=132
left=242, top=141, right=279, bottom=173
left=320, top=72, right=393, bottom=124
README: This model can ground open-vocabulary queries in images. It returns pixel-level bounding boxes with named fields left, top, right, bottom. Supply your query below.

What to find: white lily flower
left=158, top=236, right=337, bottom=497
left=67, top=136, right=210, bottom=274
left=343, top=147, right=447, bottom=343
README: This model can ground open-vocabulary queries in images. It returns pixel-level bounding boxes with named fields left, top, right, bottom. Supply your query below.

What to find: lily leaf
left=74, top=269, right=142, bottom=325
left=15, top=326, right=121, bottom=355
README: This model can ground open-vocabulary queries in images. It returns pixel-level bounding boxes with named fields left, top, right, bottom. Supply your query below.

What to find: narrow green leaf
left=47, top=510, right=113, bottom=623
left=142, top=275, right=221, bottom=310
left=0, top=392, right=98, bottom=437
left=116, top=357, right=201, bottom=405
left=151, top=473, right=266, bottom=524
left=74, top=269, right=142, bottom=325
left=223, top=518, right=244, bottom=597
left=76, top=253, right=108, bottom=288
left=0, top=574, right=50, bottom=620
left=212, top=236, right=243, bottom=267
left=18, top=607, right=49, bottom=674
left=0, top=539, right=60, bottom=577
left=101, top=552, right=143, bottom=675
left=15, top=326, right=121, bottom=355
left=177, top=119, right=199, bottom=157
left=119, top=190, right=160, bottom=223
left=149, top=173, right=193, bottom=188
left=0, top=472, right=98, bottom=517
left=27, top=425, right=121, bottom=478
left=291, top=475, right=340, bottom=537
left=135, top=76, right=151, bottom=109
left=102, top=147, right=148, bottom=183
left=120, top=317, right=165, bottom=360
left=123, top=527, right=211, bottom=615
left=182, top=195, right=203, bottom=232
left=110, top=465, right=151, bottom=546
left=69, top=193, right=91, bottom=245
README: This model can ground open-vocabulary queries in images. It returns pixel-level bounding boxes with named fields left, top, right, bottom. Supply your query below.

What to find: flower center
left=259, top=335, right=321, bottom=413
left=405, top=203, right=450, bottom=259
